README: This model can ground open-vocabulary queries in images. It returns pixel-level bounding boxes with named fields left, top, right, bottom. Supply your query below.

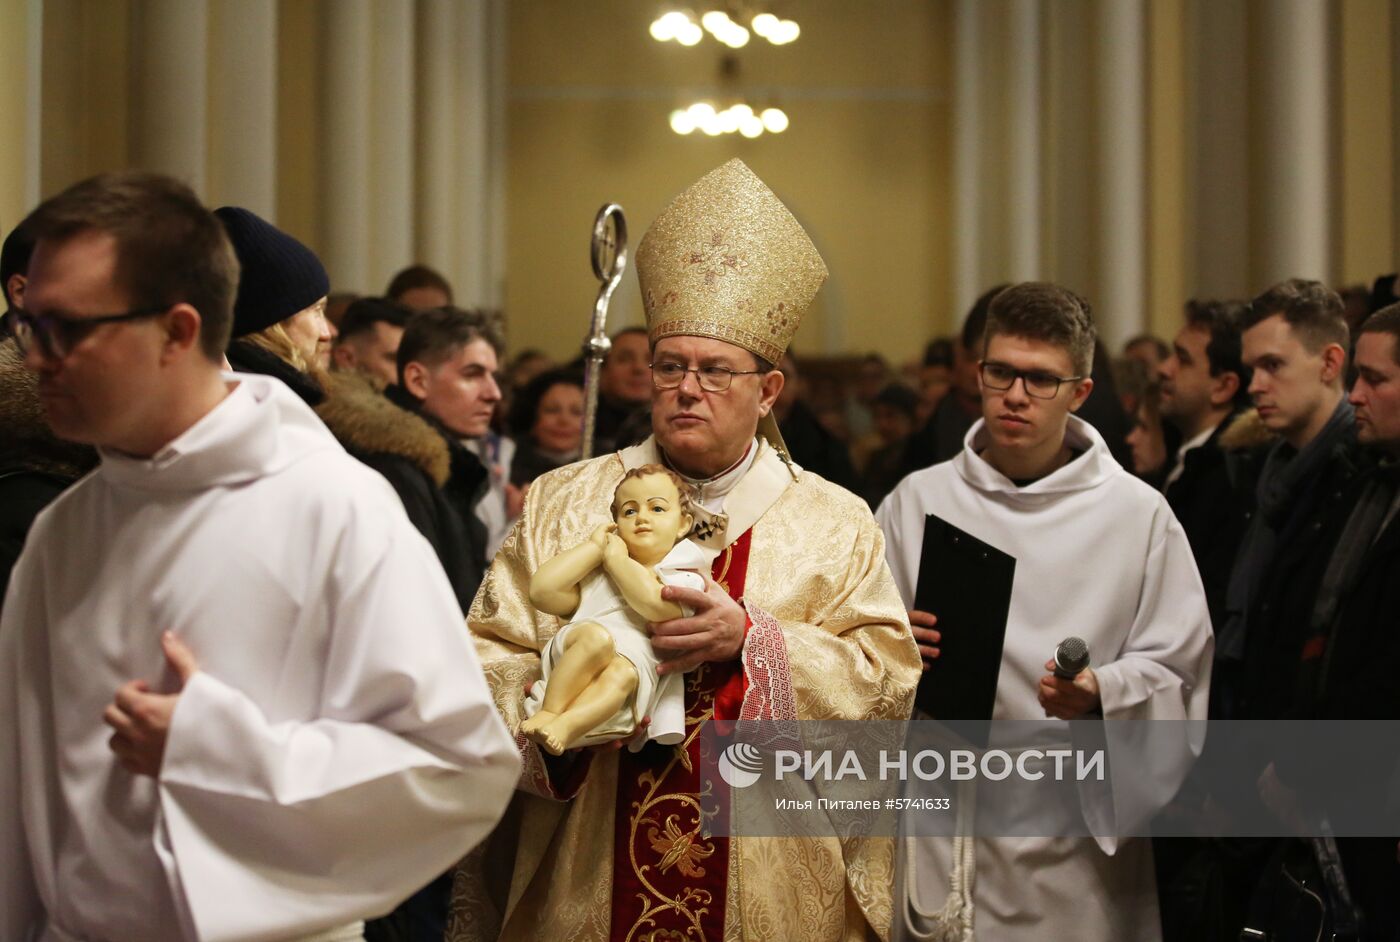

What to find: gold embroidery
left=714, top=545, right=734, bottom=596
left=623, top=666, right=721, bottom=941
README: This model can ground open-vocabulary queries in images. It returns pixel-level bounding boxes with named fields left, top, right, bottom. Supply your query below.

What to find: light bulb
left=770, top=20, right=800, bottom=44
left=701, top=115, right=724, bottom=136
left=751, top=13, right=778, bottom=37
left=701, top=10, right=731, bottom=33
left=760, top=108, right=788, bottom=133
left=724, top=26, right=750, bottom=47
left=718, top=109, right=740, bottom=134
left=730, top=103, right=754, bottom=120
left=677, top=23, right=703, bottom=45
left=650, top=18, right=675, bottom=41
left=670, top=110, right=697, bottom=134
left=688, top=101, right=716, bottom=121
left=740, top=115, right=764, bottom=138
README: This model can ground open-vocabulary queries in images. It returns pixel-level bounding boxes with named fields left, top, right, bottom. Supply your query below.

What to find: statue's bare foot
left=538, top=724, right=573, bottom=756
left=519, top=711, right=556, bottom=740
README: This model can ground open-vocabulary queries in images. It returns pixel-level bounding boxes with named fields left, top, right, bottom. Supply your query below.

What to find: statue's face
left=613, top=472, right=692, bottom=565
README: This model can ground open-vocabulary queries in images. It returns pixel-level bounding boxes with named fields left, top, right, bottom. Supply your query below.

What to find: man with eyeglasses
left=455, top=159, right=919, bottom=941
left=0, top=171, right=520, bottom=942
left=877, top=282, right=1211, bottom=941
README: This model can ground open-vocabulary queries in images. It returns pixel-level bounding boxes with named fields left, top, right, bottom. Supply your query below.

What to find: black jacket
left=0, top=339, right=97, bottom=611
left=778, top=399, right=858, bottom=492
left=316, top=373, right=488, bottom=615
left=1235, top=438, right=1369, bottom=721
left=383, top=384, right=490, bottom=594
left=1163, top=412, right=1258, bottom=632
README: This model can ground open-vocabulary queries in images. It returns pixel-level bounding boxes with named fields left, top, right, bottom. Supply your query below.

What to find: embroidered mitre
left=637, top=158, right=828, bottom=366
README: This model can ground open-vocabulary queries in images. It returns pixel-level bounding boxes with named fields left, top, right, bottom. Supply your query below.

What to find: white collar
left=670, top=440, right=758, bottom=514
left=1176, top=424, right=1216, bottom=459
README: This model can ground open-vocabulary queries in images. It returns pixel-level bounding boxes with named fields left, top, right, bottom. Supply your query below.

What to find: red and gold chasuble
left=608, top=530, right=752, bottom=942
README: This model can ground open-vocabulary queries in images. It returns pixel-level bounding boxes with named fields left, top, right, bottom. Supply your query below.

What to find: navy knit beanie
left=214, top=206, right=330, bottom=340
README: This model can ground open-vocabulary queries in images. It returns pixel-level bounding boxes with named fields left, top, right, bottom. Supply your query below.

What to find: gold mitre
left=637, top=158, right=828, bottom=365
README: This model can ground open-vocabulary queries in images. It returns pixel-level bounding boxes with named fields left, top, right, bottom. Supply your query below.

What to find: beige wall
left=4, top=0, right=1398, bottom=358
left=504, top=0, right=952, bottom=363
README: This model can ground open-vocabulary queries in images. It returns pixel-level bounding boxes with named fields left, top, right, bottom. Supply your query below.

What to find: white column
left=131, top=0, right=209, bottom=192
left=456, top=0, right=490, bottom=305
left=417, top=0, right=457, bottom=282
left=208, top=0, right=276, bottom=217
left=1254, top=0, right=1331, bottom=286
left=371, top=0, right=415, bottom=293
left=1005, top=0, right=1041, bottom=281
left=1094, top=0, right=1147, bottom=347
left=322, top=0, right=373, bottom=292
left=952, top=0, right=982, bottom=318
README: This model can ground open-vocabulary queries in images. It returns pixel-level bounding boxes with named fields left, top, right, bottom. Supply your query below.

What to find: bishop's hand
left=103, top=631, right=199, bottom=778
left=651, top=572, right=746, bottom=676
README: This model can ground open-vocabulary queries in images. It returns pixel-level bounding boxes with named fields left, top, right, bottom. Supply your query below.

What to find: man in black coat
left=1220, top=280, right=1364, bottom=724
left=1257, top=304, right=1400, bottom=941
left=382, top=307, right=501, bottom=612
left=1157, top=299, right=1255, bottom=631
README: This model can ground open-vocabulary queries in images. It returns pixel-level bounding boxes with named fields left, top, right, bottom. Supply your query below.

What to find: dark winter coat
left=0, top=339, right=97, bottom=610
left=1164, top=411, right=1260, bottom=633
left=317, top=373, right=488, bottom=615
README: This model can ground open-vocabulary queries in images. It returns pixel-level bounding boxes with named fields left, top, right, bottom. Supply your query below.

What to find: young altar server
left=877, top=282, right=1212, bottom=942
left=0, top=172, right=520, bottom=942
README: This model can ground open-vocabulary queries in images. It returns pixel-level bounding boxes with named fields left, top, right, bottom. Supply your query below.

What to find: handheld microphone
left=1053, top=637, right=1090, bottom=680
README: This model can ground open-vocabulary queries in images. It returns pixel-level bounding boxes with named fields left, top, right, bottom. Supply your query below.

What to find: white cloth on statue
left=876, top=416, right=1212, bottom=942
left=525, top=539, right=709, bottom=748
left=0, top=373, right=520, bottom=942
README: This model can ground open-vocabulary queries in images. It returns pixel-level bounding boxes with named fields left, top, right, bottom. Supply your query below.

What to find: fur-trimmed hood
left=1219, top=407, right=1276, bottom=452
left=0, top=339, right=97, bottom=480
left=315, top=369, right=450, bottom=486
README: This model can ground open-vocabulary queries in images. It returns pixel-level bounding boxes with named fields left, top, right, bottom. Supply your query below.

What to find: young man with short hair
left=1251, top=303, right=1400, bottom=940
left=331, top=296, right=411, bottom=388
left=0, top=171, right=518, bottom=941
left=386, top=306, right=503, bottom=589
left=1156, top=299, right=1254, bottom=628
left=1218, top=279, right=1362, bottom=723
left=878, top=282, right=1211, bottom=942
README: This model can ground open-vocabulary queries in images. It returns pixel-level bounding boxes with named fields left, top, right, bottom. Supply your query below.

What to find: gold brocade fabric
left=449, top=443, right=920, bottom=942
left=638, top=159, right=828, bottom=366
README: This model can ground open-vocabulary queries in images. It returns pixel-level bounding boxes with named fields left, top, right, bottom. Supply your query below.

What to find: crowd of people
left=1, top=160, right=1399, bottom=942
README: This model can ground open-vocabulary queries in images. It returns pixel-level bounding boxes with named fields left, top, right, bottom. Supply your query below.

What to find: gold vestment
left=449, top=439, right=920, bottom=942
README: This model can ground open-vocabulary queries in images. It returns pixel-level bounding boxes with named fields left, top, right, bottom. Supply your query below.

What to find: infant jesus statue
left=520, top=464, right=710, bottom=755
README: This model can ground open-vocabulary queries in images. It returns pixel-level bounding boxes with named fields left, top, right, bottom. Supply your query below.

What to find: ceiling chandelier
left=669, top=102, right=788, bottom=138
left=649, top=8, right=800, bottom=48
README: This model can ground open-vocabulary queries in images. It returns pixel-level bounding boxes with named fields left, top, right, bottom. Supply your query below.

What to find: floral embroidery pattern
left=645, top=812, right=715, bottom=878
left=765, top=301, right=792, bottom=336
left=682, top=229, right=748, bottom=290
left=645, top=288, right=679, bottom=311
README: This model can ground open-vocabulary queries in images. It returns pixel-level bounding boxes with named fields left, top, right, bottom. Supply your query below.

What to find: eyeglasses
left=979, top=361, right=1083, bottom=399
left=651, top=361, right=766, bottom=392
left=2, top=305, right=169, bottom=359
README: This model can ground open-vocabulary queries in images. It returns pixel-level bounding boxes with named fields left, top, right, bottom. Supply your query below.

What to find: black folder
left=912, top=514, right=1016, bottom=733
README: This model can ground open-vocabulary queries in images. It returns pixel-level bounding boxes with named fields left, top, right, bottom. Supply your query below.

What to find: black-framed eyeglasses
left=979, top=361, right=1083, bottom=399
left=650, top=361, right=766, bottom=392
left=2, top=305, right=170, bottom=359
